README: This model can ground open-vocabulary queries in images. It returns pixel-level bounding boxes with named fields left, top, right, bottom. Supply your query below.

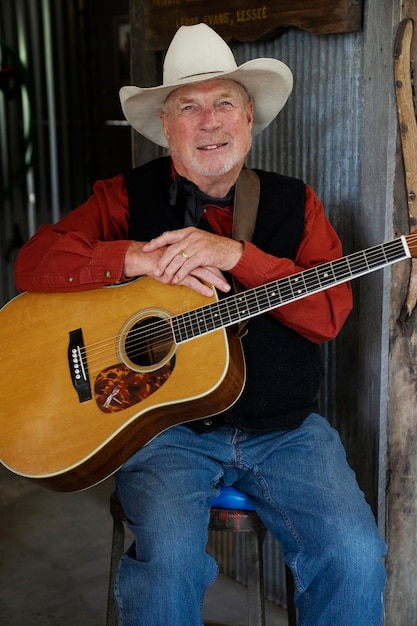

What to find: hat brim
left=120, top=58, right=293, bottom=149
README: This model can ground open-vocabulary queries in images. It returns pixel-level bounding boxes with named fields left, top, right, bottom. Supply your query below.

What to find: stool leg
left=245, top=526, right=267, bottom=626
left=285, top=564, right=297, bottom=626
left=107, top=493, right=126, bottom=626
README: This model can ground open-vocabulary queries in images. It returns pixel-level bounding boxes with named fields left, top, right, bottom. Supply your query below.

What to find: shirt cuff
left=230, top=241, right=275, bottom=288
left=87, top=239, right=134, bottom=285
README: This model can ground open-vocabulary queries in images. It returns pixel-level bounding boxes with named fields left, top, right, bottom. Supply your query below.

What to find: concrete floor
left=0, top=465, right=288, bottom=625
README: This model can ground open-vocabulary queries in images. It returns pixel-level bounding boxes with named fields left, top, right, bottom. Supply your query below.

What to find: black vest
left=124, top=157, right=323, bottom=431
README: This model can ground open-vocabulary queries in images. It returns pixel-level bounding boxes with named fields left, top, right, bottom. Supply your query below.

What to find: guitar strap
left=231, top=167, right=260, bottom=336
left=232, top=167, right=260, bottom=242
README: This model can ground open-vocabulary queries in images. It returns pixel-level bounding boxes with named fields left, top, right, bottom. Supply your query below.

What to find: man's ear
left=247, top=101, right=254, bottom=128
left=160, top=112, right=170, bottom=141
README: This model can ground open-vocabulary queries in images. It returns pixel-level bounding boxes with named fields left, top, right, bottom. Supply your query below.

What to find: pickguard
left=94, top=356, right=176, bottom=413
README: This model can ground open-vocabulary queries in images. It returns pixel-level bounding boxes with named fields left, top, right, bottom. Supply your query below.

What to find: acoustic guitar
left=1, top=231, right=416, bottom=492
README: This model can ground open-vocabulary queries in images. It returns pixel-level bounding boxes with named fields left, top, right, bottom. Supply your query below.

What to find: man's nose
left=200, top=106, right=221, bottom=130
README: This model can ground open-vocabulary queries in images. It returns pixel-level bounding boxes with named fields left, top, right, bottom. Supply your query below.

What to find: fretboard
left=171, top=236, right=411, bottom=344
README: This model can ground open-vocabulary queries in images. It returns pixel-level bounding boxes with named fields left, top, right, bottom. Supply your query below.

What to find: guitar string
left=80, top=236, right=415, bottom=367
left=78, top=236, right=415, bottom=370
left=82, top=235, right=413, bottom=368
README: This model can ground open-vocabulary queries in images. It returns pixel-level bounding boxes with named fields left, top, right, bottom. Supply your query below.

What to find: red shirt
left=14, top=172, right=352, bottom=344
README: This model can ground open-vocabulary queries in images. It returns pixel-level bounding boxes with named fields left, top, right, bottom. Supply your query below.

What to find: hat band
left=174, top=70, right=227, bottom=82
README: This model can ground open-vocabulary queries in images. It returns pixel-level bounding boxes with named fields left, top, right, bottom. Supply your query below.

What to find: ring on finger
left=180, top=250, right=190, bottom=260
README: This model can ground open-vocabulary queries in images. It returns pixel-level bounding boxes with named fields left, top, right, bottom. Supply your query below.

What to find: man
left=15, top=23, right=386, bottom=626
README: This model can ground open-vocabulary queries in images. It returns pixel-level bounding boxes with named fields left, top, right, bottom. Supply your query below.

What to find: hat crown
left=163, top=24, right=238, bottom=85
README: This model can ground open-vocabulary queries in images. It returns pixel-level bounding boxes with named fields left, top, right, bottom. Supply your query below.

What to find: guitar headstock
left=405, top=229, right=417, bottom=258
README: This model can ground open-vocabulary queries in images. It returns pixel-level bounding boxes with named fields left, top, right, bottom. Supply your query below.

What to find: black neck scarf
left=169, top=176, right=235, bottom=227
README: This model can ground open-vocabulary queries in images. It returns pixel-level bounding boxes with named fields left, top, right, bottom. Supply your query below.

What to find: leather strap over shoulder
left=232, top=168, right=260, bottom=242
left=231, top=168, right=260, bottom=337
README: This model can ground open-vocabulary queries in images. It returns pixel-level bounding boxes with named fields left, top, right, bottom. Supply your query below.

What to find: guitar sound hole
left=124, top=315, right=174, bottom=369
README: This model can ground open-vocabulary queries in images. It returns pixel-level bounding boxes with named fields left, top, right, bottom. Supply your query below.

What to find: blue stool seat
left=211, top=485, right=255, bottom=511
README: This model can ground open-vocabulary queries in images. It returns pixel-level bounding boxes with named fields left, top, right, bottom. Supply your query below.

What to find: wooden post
left=385, top=3, right=417, bottom=624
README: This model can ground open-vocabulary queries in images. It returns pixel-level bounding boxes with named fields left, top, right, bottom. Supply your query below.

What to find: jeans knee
left=293, top=532, right=386, bottom=626
left=114, top=540, right=218, bottom=625
left=353, top=535, right=386, bottom=587
left=323, top=529, right=386, bottom=589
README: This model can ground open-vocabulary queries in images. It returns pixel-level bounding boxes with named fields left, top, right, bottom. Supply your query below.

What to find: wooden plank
left=144, top=0, right=364, bottom=50
left=385, top=3, right=417, bottom=624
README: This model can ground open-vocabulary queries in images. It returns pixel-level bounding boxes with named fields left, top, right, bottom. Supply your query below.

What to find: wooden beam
left=385, top=2, right=417, bottom=624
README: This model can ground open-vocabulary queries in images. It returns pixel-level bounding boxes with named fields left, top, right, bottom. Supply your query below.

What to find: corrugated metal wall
left=239, top=31, right=363, bottom=212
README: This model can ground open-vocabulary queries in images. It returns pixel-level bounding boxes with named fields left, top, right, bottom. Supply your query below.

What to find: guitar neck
left=172, top=235, right=412, bottom=343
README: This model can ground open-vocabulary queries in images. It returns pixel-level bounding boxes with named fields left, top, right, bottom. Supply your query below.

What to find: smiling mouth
left=198, top=143, right=227, bottom=151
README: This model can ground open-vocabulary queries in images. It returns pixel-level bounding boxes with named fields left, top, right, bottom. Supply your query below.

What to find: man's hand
left=143, top=227, right=243, bottom=287
left=124, top=230, right=241, bottom=296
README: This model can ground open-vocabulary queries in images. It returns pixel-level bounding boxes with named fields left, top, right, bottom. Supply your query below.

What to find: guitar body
left=0, top=278, right=245, bottom=492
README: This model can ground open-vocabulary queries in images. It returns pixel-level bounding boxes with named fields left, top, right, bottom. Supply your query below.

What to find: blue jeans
left=114, top=414, right=386, bottom=625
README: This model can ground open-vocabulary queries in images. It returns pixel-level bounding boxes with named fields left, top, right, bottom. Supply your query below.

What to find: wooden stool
left=107, top=487, right=296, bottom=626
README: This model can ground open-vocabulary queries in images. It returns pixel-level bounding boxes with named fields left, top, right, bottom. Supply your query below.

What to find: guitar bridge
left=68, top=328, right=92, bottom=403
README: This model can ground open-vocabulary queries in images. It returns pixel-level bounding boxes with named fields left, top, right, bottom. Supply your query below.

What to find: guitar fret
left=193, top=310, right=209, bottom=335
left=173, top=311, right=190, bottom=342
left=314, top=263, right=336, bottom=287
left=205, top=302, right=220, bottom=332
left=387, top=239, right=408, bottom=261
left=364, top=248, right=386, bottom=268
left=219, top=298, right=239, bottom=325
left=289, top=276, right=304, bottom=299
left=255, top=285, right=271, bottom=311
left=244, top=292, right=261, bottom=316
left=265, top=282, right=284, bottom=307
left=231, top=295, right=244, bottom=319
left=350, top=248, right=382, bottom=272
left=333, top=256, right=351, bottom=281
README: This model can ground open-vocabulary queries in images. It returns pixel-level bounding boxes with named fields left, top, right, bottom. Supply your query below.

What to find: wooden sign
left=145, top=0, right=363, bottom=50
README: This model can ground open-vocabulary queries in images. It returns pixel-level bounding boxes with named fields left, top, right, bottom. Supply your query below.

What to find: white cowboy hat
left=120, top=23, right=293, bottom=149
